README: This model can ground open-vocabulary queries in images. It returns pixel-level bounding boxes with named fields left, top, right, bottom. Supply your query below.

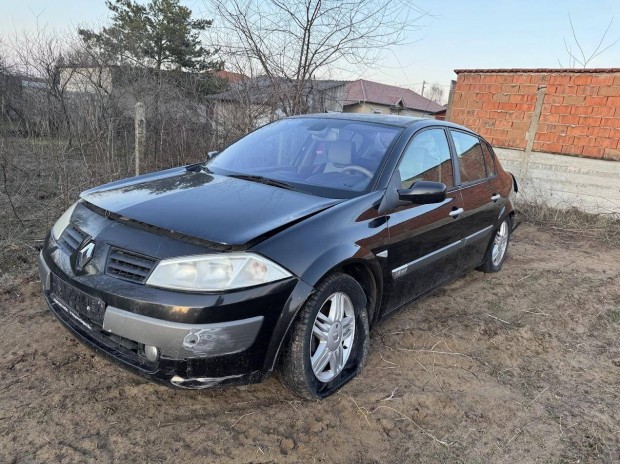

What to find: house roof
left=454, top=68, right=620, bottom=74
left=343, top=79, right=444, bottom=113
left=213, top=70, right=248, bottom=83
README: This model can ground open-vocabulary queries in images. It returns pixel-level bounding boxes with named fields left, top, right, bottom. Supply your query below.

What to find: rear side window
left=450, top=131, right=486, bottom=184
left=481, top=141, right=497, bottom=176
left=397, top=128, right=454, bottom=188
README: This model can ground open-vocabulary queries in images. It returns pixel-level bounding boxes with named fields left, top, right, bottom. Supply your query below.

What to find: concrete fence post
left=134, top=102, right=145, bottom=176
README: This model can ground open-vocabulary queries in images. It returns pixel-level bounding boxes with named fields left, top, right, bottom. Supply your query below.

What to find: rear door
left=383, top=127, right=465, bottom=312
left=448, top=130, right=502, bottom=273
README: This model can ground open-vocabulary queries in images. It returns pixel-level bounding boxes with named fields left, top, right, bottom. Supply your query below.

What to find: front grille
left=59, top=225, right=88, bottom=253
left=106, top=248, right=157, bottom=283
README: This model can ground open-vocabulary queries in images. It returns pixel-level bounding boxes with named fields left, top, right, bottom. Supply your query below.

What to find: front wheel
left=279, top=273, right=370, bottom=399
left=479, top=216, right=512, bottom=273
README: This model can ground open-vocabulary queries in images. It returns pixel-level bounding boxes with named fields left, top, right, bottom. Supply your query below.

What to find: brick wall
left=449, top=69, right=620, bottom=161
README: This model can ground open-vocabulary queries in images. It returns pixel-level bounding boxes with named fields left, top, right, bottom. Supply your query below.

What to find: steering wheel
left=342, top=165, right=373, bottom=179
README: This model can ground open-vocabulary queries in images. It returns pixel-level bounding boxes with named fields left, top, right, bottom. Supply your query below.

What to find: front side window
left=209, top=118, right=401, bottom=198
left=397, top=128, right=454, bottom=188
left=450, top=131, right=486, bottom=184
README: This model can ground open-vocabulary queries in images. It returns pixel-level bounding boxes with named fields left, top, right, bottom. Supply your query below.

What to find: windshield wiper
left=228, top=174, right=295, bottom=190
left=186, top=162, right=212, bottom=173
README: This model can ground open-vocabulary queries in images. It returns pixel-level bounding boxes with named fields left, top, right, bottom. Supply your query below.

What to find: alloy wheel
left=310, top=292, right=356, bottom=383
left=491, top=220, right=509, bottom=266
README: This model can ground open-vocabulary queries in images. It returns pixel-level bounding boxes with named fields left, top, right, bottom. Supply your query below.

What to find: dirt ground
left=1, top=223, right=619, bottom=463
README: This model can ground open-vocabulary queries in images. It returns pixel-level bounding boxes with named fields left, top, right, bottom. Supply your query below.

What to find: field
left=1, top=221, right=619, bottom=463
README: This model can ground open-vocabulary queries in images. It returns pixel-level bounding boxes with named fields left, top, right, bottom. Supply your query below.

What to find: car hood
left=80, top=167, right=341, bottom=246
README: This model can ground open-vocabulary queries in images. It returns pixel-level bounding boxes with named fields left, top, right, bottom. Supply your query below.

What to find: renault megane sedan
left=39, top=114, right=517, bottom=399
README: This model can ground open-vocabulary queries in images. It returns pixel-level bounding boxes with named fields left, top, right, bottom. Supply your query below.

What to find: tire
left=279, top=272, right=370, bottom=400
left=479, top=215, right=512, bottom=273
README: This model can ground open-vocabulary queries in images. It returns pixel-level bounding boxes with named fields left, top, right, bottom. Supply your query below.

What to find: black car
left=39, top=114, right=516, bottom=399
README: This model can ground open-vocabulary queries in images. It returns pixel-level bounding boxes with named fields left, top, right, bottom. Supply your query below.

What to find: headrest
left=327, top=141, right=353, bottom=165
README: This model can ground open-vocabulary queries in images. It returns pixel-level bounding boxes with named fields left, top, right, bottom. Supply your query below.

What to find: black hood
left=80, top=168, right=340, bottom=246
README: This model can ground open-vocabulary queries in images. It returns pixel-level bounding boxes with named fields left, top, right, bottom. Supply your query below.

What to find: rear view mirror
left=397, top=181, right=447, bottom=204
left=207, top=151, right=219, bottom=160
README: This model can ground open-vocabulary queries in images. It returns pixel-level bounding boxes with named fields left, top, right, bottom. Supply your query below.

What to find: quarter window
left=397, top=129, right=454, bottom=188
left=450, top=131, right=486, bottom=184
left=481, top=141, right=497, bottom=177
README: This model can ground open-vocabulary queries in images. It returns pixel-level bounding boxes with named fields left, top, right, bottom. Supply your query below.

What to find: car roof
left=289, top=113, right=476, bottom=133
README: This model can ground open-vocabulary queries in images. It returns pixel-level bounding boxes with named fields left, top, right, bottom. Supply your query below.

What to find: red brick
left=509, top=94, right=531, bottom=103
left=595, top=137, right=618, bottom=149
left=570, top=105, right=593, bottom=116
left=537, top=132, right=558, bottom=142
left=549, top=75, right=571, bottom=85
left=494, top=119, right=512, bottom=129
left=576, top=85, right=599, bottom=96
left=515, top=103, right=534, bottom=112
left=579, top=116, right=602, bottom=126
left=502, top=83, right=520, bottom=93
left=484, top=83, right=503, bottom=93
left=563, top=144, right=584, bottom=155
left=591, top=75, right=615, bottom=86
left=572, top=135, right=592, bottom=146
left=544, top=95, right=563, bottom=104
left=584, top=95, right=608, bottom=106
left=467, top=100, right=484, bottom=109
left=546, top=142, right=564, bottom=153
left=607, top=96, right=620, bottom=106
left=550, top=105, right=571, bottom=114
left=474, top=109, right=490, bottom=118
left=582, top=147, right=606, bottom=158
left=495, top=75, right=513, bottom=84
left=539, top=113, right=560, bottom=123
left=573, top=75, right=592, bottom=85
left=563, top=95, right=586, bottom=105
left=512, top=121, right=530, bottom=131
left=558, top=114, right=580, bottom=125
left=603, top=117, right=620, bottom=128
left=492, top=93, right=510, bottom=103
left=512, top=75, right=531, bottom=84
left=547, top=85, right=567, bottom=94
left=498, top=102, right=517, bottom=111
left=505, top=129, right=523, bottom=140
left=596, top=86, right=620, bottom=97
left=567, top=125, right=589, bottom=136
left=614, top=76, right=620, bottom=86
left=591, top=106, right=616, bottom=117
left=519, top=84, right=538, bottom=94
left=589, top=127, right=611, bottom=137
left=490, top=128, right=508, bottom=138
left=532, top=141, right=546, bottom=151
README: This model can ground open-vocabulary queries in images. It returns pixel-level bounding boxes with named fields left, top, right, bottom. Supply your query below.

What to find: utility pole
left=421, top=81, right=426, bottom=97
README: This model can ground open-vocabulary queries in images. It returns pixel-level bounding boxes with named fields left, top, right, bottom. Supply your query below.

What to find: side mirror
left=207, top=151, right=219, bottom=160
left=397, top=181, right=447, bottom=204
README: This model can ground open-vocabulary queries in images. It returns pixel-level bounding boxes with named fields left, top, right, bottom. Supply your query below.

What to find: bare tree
left=207, top=0, right=428, bottom=116
left=426, top=83, right=445, bottom=105
left=560, top=13, right=618, bottom=68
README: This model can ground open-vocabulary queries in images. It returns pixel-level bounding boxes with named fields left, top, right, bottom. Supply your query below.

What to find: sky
left=2, top=0, right=620, bottom=97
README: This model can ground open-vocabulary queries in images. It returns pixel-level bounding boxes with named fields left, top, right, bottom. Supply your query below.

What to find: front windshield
left=209, top=118, right=401, bottom=198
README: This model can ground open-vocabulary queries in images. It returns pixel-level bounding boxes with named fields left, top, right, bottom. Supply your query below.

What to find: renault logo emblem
left=75, top=241, right=95, bottom=271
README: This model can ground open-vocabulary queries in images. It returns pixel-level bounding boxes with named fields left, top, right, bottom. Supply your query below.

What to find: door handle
left=449, top=207, right=464, bottom=218
left=491, top=193, right=501, bottom=202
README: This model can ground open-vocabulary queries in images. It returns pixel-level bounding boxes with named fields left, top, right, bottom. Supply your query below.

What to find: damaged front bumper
left=39, top=248, right=307, bottom=389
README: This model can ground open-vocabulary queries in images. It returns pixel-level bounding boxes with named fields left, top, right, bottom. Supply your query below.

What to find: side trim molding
left=392, top=240, right=462, bottom=279
left=391, top=225, right=495, bottom=279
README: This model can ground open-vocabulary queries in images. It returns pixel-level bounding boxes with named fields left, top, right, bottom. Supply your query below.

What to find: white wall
left=495, top=147, right=620, bottom=215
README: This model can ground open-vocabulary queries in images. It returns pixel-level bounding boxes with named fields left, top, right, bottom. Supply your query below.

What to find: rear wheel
left=479, top=216, right=512, bottom=273
left=279, top=273, right=369, bottom=399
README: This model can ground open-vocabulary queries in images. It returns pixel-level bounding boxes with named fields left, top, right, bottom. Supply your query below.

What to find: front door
left=383, top=128, right=465, bottom=312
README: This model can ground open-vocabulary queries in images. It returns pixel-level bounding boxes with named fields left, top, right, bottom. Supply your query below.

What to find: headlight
left=145, top=253, right=292, bottom=291
left=51, top=202, right=78, bottom=240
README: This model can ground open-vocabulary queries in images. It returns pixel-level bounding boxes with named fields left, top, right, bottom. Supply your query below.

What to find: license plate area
left=50, top=274, right=106, bottom=327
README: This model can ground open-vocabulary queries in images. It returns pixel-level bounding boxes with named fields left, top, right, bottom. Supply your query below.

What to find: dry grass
left=517, top=200, right=620, bottom=246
